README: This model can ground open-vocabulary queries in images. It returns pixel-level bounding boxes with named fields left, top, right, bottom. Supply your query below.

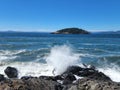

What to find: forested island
left=51, top=28, right=90, bottom=34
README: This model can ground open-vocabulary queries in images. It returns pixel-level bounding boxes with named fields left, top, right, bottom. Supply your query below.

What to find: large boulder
left=63, top=65, right=111, bottom=81
left=4, top=66, right=18, bottom=78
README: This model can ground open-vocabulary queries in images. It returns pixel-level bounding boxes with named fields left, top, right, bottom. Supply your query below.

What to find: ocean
left=0, top=32, right=120, bottom=82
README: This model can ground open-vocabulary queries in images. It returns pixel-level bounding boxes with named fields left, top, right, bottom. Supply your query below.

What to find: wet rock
left=63, top=65, right=111, bottom=81
left=76, top=68, right=96, bottom=77
left=54, top=75, right=63, bottom=80
left=63, top=66, right=83, bottom=75
left=0, top=74, right=5, bottom=81
left=1, top=65, right=120, bottom=90
left=62, top=73, right=76, bottom=85
left=39, top=76, right=56, bottom=81
left=21, top=76, right=34, bottom=80
left=55, top=84, right=63, bottom=90
left=4, top=66, right=18, bottom=78
left=87, top=71, right=111, bottom=81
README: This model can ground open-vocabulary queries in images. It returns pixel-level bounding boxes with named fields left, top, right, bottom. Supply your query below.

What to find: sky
left=0, top=0, right=120, bottom=32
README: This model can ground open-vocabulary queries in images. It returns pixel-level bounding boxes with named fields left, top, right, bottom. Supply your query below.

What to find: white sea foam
left=46, top=45, right=80, bottom=75
left=0, top=50, right=26, bottom=64
left=98, top=65, right=120, bottom=82
left=0, top=45, right=120, bottom=83
left=0, top=45, right=82, bottom=78
left=0, top=50, right=26, bottom=56
left=0, top=62, right=54, bottom=78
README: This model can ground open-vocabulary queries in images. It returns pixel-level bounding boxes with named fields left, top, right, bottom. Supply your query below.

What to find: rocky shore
left=0, top=65, right=120, bottom=90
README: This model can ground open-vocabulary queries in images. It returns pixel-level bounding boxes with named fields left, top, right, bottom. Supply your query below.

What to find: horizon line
left=0, top=29, right=119, bottom=33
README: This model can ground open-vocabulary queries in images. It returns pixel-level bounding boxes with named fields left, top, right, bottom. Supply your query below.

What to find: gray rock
left=76, top=78, right=120, bottom=90
left=0, top=78, right=61, bottom=90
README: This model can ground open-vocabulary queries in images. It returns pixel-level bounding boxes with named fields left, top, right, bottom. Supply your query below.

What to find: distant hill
left=97, top=31, right=120, bottom=34
left=51, top=28, right=90, bottom=34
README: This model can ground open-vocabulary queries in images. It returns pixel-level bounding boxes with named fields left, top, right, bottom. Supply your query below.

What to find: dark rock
left=39, top=76, right=56, bottom=81
left=62, top=73, right=76, bottom=85
left=39, top=75, right=64, bottom=82
left=88, top=71, right=111, bottom=81
left=63, top=65, right=111, bottom=81
left=76, top=68, right=96, bottom=77
left=21, top=76, right=34, bottom=80
left=0, top=74, right=5, bottom=81
left=4, top=66, right=18, bottom=78
left=55, top=84, right=63, bottom=90
left=0, top=65, right=118, bottom=90
left=51, top=27, right=90, bottom=34
left=54, top=75, right=64, bottom=80
left=77, top=68, right=111, bottom=81
left=63, top=66, right=83, bottom=75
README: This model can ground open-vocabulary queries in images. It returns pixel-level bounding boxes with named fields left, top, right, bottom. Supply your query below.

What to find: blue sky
left=0, top=0, right=120, bottom=32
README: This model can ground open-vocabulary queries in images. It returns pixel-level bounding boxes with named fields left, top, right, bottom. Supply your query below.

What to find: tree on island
left=51, top=27, right=90, bottom=34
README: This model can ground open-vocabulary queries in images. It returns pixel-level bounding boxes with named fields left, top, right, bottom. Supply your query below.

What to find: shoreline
left=0, top=65, right=120, bottom=90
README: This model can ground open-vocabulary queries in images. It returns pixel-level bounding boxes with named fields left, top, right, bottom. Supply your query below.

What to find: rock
left=63, top=66, right=83, bottom=75
left=87, top=71, right=111, bottom=81
left=62, top=73, right=76, bottom=85
left=51, top=28, right=90, bottom=34
left=0, top=74, right=5, bottom=81
left=39, top=75, right=64, bottom=82
left=24, top=78, right=60, bottom=90
left=1, top=65, right=119, bottom=90
left=54, top=75, right=63, bottom=80
left=76, top=78, right=120, bottom=90
left=39, top=76, right=56, bottom=81
left=4, top=66, right=18, bottom=78
left=55, top=84, right=63, bottom=90
left=76, top=68, right=95, bottom=77
left=0, top=78, right=61, bottom=90
left=21, top=76, right=34, bottom=80
left=68, top=85, right=77, bottom=90
left=63, top=65, right=111, bottom=81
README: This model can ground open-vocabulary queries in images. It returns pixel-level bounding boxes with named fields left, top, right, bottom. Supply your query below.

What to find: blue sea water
left=0, top=32, right=120, bottom=81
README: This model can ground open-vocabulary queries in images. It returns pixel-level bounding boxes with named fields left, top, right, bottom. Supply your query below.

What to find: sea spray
left=98, top=64, right=120, bottom=82
left=46, top=45, right=80, bottom=75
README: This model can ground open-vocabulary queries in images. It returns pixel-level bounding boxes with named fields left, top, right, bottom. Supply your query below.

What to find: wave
left=45, top=45, right=81, bottom=75
left=0, top=50, right=26, bottom=63
left=0, top=44, right=120, bottom=82
left=0, top=49, right=49, bottom=63
left=0, top=62, right=54, bottom=78
left=98, top=64, right=120, bottom=82
left=0, top=45, right=82, bottom=78
left=0, top=49, right=26, bottom=56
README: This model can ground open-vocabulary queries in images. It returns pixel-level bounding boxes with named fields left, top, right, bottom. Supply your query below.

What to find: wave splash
left=46, top=45, right=80, bottom=75
left=0, top=45, right=120, bottom=82
left=98, top=64, right=120, bottom=82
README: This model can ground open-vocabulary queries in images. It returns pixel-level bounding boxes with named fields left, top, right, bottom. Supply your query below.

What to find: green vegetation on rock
left=51, top=28, right=90, bottom=34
